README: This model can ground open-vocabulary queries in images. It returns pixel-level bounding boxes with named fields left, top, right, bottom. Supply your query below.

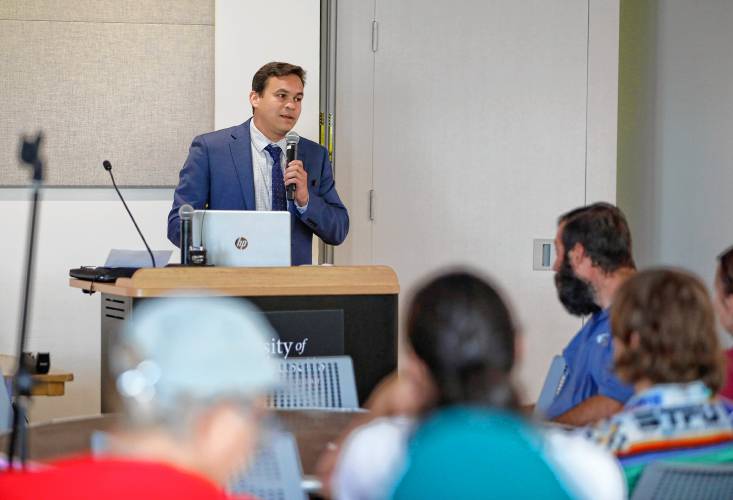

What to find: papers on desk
left=104, top=249, right=172, bottom=268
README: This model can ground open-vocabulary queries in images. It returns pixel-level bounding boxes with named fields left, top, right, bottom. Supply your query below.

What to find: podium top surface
left=69, top=265, right=399, bottom=298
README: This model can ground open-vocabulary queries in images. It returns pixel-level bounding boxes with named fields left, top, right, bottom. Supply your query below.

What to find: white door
left=337, top=0, right=618, bottom=399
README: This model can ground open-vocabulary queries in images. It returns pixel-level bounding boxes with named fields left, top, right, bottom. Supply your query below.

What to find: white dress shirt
left=249, top=120, right=307, bottom=212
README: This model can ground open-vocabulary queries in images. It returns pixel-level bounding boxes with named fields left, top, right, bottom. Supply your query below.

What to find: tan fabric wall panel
left=0, top=0, right=213, bottom=25
left=0, top=2, right=213, bottom=186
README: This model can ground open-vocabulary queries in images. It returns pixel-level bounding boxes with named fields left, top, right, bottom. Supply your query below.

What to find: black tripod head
left=19, top=132, right=44, bottom=182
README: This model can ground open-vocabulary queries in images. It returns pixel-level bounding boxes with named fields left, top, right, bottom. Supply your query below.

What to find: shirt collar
left=249, top=119, right=287, bottom=153
left=624, top=381, right=711, bottom=410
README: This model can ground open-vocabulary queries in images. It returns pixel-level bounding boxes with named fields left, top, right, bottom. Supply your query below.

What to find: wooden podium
left=70, top=266, right=398, bottom=412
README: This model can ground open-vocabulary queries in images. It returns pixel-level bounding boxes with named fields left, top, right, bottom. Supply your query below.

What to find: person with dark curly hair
left=588, top=268, right=733, bottom=494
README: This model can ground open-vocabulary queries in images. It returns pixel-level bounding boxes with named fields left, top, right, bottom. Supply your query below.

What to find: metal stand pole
left=6, top=133, right=44, bottom=471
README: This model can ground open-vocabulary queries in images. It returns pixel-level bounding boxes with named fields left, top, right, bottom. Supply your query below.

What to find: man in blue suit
left=167, top=62, right=349, bottom=265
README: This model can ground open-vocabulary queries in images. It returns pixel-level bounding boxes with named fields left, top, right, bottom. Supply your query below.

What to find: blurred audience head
left=715, top=245, right=733, bottom=333
left=611, top=268, right=724, bottom=392
left=111, top=297, right=279, bottom=485
left=405, top=270, right=519, bottom=410
left=553, top=202, right=635, bottom=316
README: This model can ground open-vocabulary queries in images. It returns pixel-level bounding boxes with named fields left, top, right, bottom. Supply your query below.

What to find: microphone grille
left=285, top=131, right=300, bottom=144
left=102, top=160, right=112, bottom=171
left=179, top=204, right=195, bottom=221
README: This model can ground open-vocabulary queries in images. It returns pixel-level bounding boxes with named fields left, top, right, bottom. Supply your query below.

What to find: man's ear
left=249, top=90, right=260, bottom=110
left=569, top=242, right=586, bottom=266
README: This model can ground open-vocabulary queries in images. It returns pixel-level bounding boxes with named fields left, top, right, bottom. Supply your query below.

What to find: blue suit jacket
left=167, top=119, right=349, bottom=265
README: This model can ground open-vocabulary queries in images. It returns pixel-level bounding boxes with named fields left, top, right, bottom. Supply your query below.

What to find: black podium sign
left=264, top=309, right=345, bottom=358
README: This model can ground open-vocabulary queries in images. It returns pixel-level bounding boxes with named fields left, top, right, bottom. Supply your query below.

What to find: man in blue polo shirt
left=544, top=203, right=636, bottom=426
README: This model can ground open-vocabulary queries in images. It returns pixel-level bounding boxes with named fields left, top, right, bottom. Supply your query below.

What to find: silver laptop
left=192, top=210, right=291, bottom=267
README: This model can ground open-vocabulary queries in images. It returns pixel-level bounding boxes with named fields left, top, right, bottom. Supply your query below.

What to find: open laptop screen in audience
left=192, top=210, right=290, bottom=267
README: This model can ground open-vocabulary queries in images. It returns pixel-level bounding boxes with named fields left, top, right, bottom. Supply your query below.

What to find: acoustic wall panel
left=0, top=2, right=213, bottom=186
left=0, top=0, right=213, bottom=25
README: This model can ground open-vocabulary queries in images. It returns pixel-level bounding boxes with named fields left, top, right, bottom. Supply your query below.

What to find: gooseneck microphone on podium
left=285, top=131, right=300, bottom=201
left=102, top=160, right=156, bottom=268
left=179, top=204, right=194, bottom=265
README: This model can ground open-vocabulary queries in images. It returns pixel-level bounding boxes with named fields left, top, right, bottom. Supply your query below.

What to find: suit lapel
left=229, top=119, right=256, bottom=210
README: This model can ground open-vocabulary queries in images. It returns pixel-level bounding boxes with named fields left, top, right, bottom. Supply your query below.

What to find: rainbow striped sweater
left=588, top=382, right=733, bottom=493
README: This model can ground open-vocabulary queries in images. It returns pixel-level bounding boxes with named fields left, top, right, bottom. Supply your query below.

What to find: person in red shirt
left=715, top=245, right=733, bottom=400
left=0, top=297, right=280, bottom=500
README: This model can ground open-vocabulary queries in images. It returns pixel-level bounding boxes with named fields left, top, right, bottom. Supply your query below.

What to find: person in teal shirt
left=389, top=272, right=619, bottom=500
left=393, top=407, right=574, bottom=499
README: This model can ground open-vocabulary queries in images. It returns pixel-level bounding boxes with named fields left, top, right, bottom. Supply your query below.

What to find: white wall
left=215, top=0, right=321, bottom=139
left=0, top=188, right=176, bottom=421
left=618, top=1, right=733, bottom=351
left=215, top=0, right=322, bottom=261
left=586, top=0, right=622, bottom=203
left=654, top=1, right=733, bottom=279
left=617, top=0, right=658, bottom=269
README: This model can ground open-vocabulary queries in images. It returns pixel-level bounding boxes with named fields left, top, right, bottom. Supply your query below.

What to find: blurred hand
left=315, top=366, right=437, bottom=497
left=364, top=370, right=435, bottom=417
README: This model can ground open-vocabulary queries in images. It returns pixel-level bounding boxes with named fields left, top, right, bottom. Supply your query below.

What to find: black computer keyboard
left=69, top=266, right=139, bottom=283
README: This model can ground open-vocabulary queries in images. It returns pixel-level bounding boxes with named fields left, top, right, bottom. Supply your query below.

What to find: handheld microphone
left=179, top=204, right=195, bottom=265
left=285, top=131, right=300, bottom=201
left=102, top=160, right=156, bottom=268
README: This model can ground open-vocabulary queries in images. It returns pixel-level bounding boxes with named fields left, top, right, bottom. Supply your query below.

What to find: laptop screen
left=192, top=210, right=290, bottom=267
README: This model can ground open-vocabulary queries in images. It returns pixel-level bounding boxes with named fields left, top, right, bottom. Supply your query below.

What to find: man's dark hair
left=717, top=245, right=733, bottom=296
left=251, top=62, right=306, bottom=95
left=558, top=202, right=635, bottom=273
left=407, top=271, right=519, bottom=410
left=611, top=268, right=724, bottom=391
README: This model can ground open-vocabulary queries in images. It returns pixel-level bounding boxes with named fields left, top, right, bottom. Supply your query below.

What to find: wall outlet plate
left=533, top=239, right=556, bottom=271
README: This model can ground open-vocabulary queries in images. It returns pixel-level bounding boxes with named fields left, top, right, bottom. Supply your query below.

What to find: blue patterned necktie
left=264, top=144, right=286, bottom=211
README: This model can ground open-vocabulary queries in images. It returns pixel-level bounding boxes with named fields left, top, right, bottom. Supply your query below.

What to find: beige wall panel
left=1, top=20, right=213, bottom=186
left=0, top=0, right=213, bottom=25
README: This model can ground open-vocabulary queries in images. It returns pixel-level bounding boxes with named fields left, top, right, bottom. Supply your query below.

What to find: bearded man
left=544, top=203, right=636, bottom=426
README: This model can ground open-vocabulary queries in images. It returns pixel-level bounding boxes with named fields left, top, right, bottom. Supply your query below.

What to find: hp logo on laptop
left=234, top=237, right=248, bottom=250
